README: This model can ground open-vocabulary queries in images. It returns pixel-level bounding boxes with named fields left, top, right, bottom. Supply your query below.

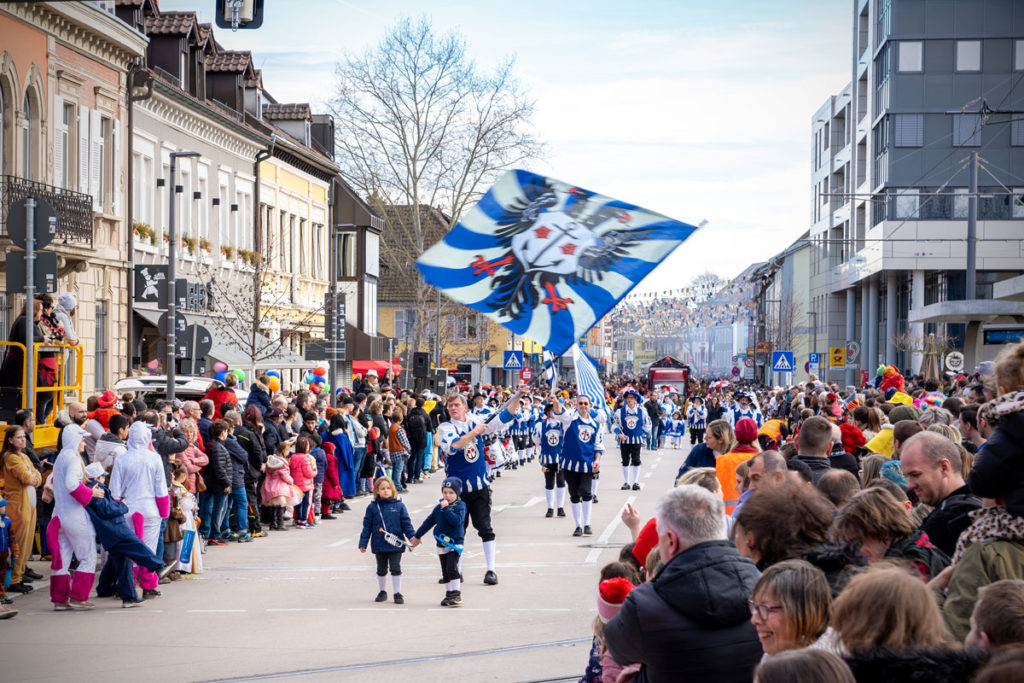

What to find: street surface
left=2, top=438, right=688, bottom=683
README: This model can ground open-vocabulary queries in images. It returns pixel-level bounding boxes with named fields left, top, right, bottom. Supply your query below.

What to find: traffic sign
left=846, top=341, right=861, bottom=363
left=771, top=351, right=794, bottom=372
left=731, top=366, right=741, bottom=377
left=743, top=357, right=754, bottom=368
left=6, top=251, right=57, bottom=295
left=520, top=367, right=533, bottom=382
left=804, top=361, right=811, bottom=373
left=829, top=346, right=846, bottom=369
left=181, top=324, right=213, bottom=360
left=158, top=311, right=188, bottom=336
left=945, top=351, right=965, bottom=373
left=7, top=196, right=57, bottom=250
left=731, top=355, right=738, bottom=364
left=809, top=352, right=820, bottom=364
left=503, top=350, right=524, bottom=369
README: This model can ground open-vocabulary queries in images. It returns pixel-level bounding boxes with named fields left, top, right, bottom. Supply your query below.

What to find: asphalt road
left=1, top=438, right=688, bottom=683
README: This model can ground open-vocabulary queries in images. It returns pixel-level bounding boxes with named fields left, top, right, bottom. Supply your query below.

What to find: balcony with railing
left=0, top=175, right=94, bottom=247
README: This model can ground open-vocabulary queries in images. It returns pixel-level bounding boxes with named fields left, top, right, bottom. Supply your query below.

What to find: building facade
left=1, top=0, right=147, bottom=393
left=811, top=0, right=1024, bottom=381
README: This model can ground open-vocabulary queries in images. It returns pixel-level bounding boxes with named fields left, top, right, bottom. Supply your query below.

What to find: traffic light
left=215, top=0, right=265, bottom=30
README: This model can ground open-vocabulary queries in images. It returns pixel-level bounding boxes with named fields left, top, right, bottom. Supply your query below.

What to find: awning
left=353, top=360, right=403, bottom=375
left=134, top=307, right=310, bottom=372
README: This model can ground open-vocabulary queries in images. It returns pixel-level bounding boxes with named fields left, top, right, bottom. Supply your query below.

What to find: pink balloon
left=310, top=384, right=321, bottom=394
left=213, top=361, right=228, bottom=373
left=147, top=359, right=159, bottom=370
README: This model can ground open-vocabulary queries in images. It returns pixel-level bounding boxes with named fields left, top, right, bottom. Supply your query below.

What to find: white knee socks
left=583, top=499, right=593, bottom=525
left=545, top=487, right=555, bottom=509
left=556, top=485, right=566, bottom=508
left=592, top=476, right=600, bottom=497
left=377, top=575, right=387, bottom=591
left=622, top=466, right=629, bottom=485
left=482, top=539, right=496, bottom=572
left=447, top=578, right=461, bottom=592
left=631, top=466, right=641, bottom=485
left=392, top=575, right=402, bottom=594
left=572, top=502, right=583, bottom=527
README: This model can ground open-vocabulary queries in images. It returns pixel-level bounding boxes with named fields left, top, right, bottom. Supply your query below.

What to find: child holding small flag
left=358, top=476, right=415, bottom=604
left=411, top=477, right=467, bottom=607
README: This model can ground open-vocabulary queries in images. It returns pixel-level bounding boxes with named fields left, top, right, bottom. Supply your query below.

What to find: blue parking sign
left=808, top=352, right=820, bottom=364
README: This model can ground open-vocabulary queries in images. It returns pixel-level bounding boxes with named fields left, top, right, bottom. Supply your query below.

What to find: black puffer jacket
left=151, top=426, right=188, bottom=486
left=970, top=411, right=1024, bottom=516
left=604, top=540, right=762, bottom=683
left=234, top=423, right=266, bottom=483
left=202, top=438, right=232, bottom=491
left=844, top=647, right=986, bottom=683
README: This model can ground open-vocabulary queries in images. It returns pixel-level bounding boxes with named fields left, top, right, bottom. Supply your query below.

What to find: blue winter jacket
left=311, top=447, right=327, bottom=484
left=245, top=383, right=272, bottom=415
left=359, top=497, right=415, bottom=554
left=414, top=500, right=466, bottom=548
left=677, top=442, right=716, bottom=479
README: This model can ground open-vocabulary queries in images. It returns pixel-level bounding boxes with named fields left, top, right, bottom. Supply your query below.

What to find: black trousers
left=245, top=480, right=262, bottom=533
left=460, top=487, right=495, bottom=542
left=543, top=463, right=566, bottom=489
left=439, top=548, right=460, bottom=582
left=374, top=551, right=402, bottom=576
left=690, top=428, right=705, bottom=445
left=564, top=470, right=594, bottom=504
left=619, top=443, right=642, bottom=467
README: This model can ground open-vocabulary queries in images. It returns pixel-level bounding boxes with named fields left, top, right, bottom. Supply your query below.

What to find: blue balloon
left=314, top=375, right=326, bottom=384
left=266, top=370, right=281, bottom=379
left=303, top=372, right=315, bottom=384
left=214, top=371, right=227, bottom=383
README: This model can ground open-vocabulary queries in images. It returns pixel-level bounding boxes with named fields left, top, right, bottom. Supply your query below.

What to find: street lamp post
left=328, top=223, right=354, bottom=407
left=166, top=151, right=200, bottom=402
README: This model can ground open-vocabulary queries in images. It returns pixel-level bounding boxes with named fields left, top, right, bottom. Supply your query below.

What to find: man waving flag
left=415, top=170, right=701, bottom=357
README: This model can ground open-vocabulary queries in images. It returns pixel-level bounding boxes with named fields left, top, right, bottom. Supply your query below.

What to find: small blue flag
left=415, top=170, right=700, bottom=357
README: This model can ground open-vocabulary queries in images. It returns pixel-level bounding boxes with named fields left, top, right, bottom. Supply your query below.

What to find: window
left=338, top=232, right=357, bottom=277
left=953, top=114, right=982, bottom=146
left=311, top=223, right=324, bottom=279
left=298, top=217, right=307, bottom=274
left=289, top=215, right=297, bottom=272
left=956, top=41, right=981, bottom=72
left=21, top=93, right=32, bottom=178
left=895, top=189, right=920, bottom=219
left=98, top=117, right=109, bottom=209
left=56, top=102, right=72, bottom=189
left=953, top=188, right=969, bottom=218
left=894, top=114, right=923, bottom=147
left=278, top=210, right=287, bottom=270
left=197, top=174, right=208, bottom=241
left=394, top=309, right=416, bottom=339
left=1012, top=119, right=1024, bottom=146
left=1016, top=40, right=1024, bottom=71
left=1013, top=188, right=1024, bottom=219
left=898, top=41, right=922, bottom=72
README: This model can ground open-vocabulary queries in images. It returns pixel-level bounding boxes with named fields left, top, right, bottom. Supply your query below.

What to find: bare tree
left=329, top=16, right=542, bottom=355
left=689, top=272, right=725, bottom=303
left=765, top=297, right=805, bottom=354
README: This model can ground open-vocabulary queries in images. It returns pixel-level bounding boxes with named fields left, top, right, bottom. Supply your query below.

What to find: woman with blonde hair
left=858, top=453, right=888, bottom=488
left=748, top=559, right=833, bottom=658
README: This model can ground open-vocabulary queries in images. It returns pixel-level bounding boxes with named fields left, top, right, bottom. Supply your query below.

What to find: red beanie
left=632, top=517, right=659, bottom=569
left=734, top=418, right=758, bottom=445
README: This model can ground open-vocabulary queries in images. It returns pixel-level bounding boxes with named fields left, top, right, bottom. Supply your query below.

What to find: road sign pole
left=25, top=197, right=35, bottom=413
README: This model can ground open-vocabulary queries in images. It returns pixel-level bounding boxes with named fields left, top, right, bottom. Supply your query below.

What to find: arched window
left=21, top=92, right=30, bottom=178
left=0, top=83, right=5, bottom=177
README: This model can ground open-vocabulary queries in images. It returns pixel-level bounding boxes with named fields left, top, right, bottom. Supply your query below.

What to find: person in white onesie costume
left=47, top=425, right=103, bottom=610
left=109, top=422, right=170, bottom=598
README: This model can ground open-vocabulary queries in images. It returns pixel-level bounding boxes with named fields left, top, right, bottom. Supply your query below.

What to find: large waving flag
left=573, top=344, right=609, bottom=423
left=415, top=170, right=700, bottom=357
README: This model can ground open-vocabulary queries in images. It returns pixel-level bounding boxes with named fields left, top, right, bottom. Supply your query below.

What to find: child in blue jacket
left=412, top=477, right=467, bottom=607
left=359, top=475, right=415, bottom=604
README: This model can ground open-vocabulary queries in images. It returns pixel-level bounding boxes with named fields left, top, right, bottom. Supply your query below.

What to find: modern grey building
left=810, top=0, right=1024, bottom=383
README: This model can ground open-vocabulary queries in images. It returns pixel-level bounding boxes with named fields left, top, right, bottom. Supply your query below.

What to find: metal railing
left=0, top=175, right=94, bottom=246
left=0, top=341, right=83, bottom=425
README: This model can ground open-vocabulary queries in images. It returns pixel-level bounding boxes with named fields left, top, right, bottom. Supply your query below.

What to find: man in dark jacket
left=197, top=400, right=215, bottom=448
left=902, top=431, right=981, bottom=557
left=263, top=408, right=288, bottom=456
left=604, top=485, right=762, bottom=682
left=405, top=398, right=430, bottom=484
left=232, top=413, right=266, bottom=537
left=643, top=393, right=662, bottom=451
left=199, top=420, right=232, bottom=544
left=790, top=416, right=833, bottom=485
left=223, top=418, right=252, bottom=542
left=245, top=378, right=272, bottom=416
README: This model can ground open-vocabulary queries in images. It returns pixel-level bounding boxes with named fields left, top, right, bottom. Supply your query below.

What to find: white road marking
left=426, top=608, right=490, bottom=612
left=493, top=495, right=545, bottom=513
left=585, top=495, right=636, bottom=565
left=103, top=609, right=164, bottom=614
left=510, top=608, right=570, bottom=612
left=266, top=608, right=329, bottom=612
left=187, top=609, right=248, bottom=613
left=348, top=608, right=408, bottom=612
left=644, top=472, right=652, bottom=479
left=327, top=537, right=351, bottom=548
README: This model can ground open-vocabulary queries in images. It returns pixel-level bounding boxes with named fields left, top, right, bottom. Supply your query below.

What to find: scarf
left=952, top=505, right=1024, bottom=564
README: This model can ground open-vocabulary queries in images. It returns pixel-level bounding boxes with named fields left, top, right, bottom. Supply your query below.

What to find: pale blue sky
left=162, top=0, right=852, bottom=290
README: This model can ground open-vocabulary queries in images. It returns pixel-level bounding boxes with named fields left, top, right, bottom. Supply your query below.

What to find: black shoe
left=24, top=567, right=43, bottom=580
left=142, top=589, right=162, bottom=599
left=340, top=502, right=352, bottom=511
left=375, top=590, right=388, bottom=602
left=441, top=591, right=459, bottom=607
left=557, top=507, right=566, bottom=517
left=122, top=598, right=142, bottom=609
left=451, top=590, right=462, bottom=605
left=545, top=508, right=554, bottom=518
left=20, top=575, right=34, bottom=584
left=583, top=525, right=593, bottom=536
left=393, top=592, right=404, bottom=604
left=572, top=527, right=583, bottom=537
left=593, top=496, right=599, bottom=504
left=438, top=577, right=447, bottom=584
left=322, top=514, right=337, bottom=520
left=483, top=570, right=498, bottom=585
left=632, top=483, right=641, bottom=491
left=621, top=483, right=630, bottom=490
left=7, top=582, right=33, bottom=593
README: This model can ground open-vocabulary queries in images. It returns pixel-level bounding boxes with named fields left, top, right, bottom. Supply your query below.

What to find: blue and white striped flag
left=542, top=350, right=557, bottom=390
left=415, top=170, right=701, bottom=357
left=573, top=344, right=608, bottom=423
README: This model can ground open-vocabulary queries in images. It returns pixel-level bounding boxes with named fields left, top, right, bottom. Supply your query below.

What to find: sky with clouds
left=162, top=0, right=852, bottom=291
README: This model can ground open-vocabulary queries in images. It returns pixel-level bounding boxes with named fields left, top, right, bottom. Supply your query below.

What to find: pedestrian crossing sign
left=503, top=350, right=524, bottom=369
left=771, top=351, right=794, bottom=372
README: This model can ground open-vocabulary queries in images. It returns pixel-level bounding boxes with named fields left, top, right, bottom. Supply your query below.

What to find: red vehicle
left=647, top=356, right=690, bottom=397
